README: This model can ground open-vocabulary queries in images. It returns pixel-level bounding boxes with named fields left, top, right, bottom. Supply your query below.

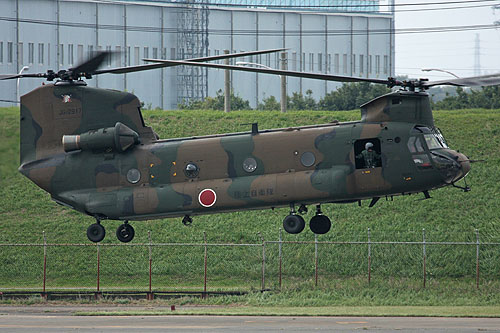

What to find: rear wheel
left=87, top=223, right=105, bottom=243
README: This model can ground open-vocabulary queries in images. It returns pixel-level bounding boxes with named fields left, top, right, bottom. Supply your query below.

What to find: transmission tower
left=474, top=33, right=481, bottom=76
left=176, top=1, right=209, bottom=105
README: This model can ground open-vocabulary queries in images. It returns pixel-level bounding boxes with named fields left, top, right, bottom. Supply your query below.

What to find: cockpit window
left=424, top=134, right=442, bottom=150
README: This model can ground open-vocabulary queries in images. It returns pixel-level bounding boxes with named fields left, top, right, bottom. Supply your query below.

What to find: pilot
left=358, top=142, right=381, bottom=168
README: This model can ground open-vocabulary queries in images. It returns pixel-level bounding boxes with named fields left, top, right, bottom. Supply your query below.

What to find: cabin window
left=185, top=163, right=199, bottom=178
left=242, top=157, right=257, bottom=173
left=413, top=154, right=433, bottom=170
left=126, top=168, right=141, bottom=184
left=354, top=138, right=382, bottom=169
left=300, top=152, right=316, bottom=167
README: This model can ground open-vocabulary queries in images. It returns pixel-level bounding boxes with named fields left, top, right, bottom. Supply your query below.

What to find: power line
left=0, top=16, right=497, bottom=36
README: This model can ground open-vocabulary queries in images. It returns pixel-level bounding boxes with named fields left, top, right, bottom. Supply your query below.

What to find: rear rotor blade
left=93, top=48, right=286, bottom=75
left=424, top=73, right=500, bottom=88
left=139, top=59, right=393, bottom=85
left=0, top=73, right=48, bottom=81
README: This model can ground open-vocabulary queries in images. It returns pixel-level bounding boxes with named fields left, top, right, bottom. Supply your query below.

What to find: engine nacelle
left=62, top=122, right=140, bottom=153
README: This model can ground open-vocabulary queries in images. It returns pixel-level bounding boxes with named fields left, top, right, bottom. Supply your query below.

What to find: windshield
left=424, top=134, right=443, bottom=150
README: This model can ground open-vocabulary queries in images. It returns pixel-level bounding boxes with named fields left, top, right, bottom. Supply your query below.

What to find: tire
left=283, top=214, right=306, bottom=234
left=116, top=223, right=135, bottom=243
left=87, top=223, right=106, bottom=243
left=309, top=215, right=331, bottom=234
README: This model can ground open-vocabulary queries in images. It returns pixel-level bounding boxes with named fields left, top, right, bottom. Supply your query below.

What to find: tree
left=257, top=95, right=280, bottom=110
left=179, top=89, right=250, bottom=110
left=318, top=82, right=391, bottom=111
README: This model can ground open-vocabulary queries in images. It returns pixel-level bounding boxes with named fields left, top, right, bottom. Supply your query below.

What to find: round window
left=126, top=168, right=141, bottom=184
left=300, top=152, right=316, bottom=167
left=243, top=157, right=257, bottom=173
left=184, top=163, right=199, bottom=178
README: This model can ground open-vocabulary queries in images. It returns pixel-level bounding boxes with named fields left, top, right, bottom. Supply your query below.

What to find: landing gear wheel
left=309, top=215, right=331, bottom=234
left=283, top=214, right=306, bottom=234
left=116, top=222, right=135, bottom=243
left=87, top=223, right=105, bottom=243
left=182, top=215, right=193, bottom=226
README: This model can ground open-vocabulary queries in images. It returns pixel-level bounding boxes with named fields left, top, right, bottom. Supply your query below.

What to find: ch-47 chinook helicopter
left=2, top=49, right=496, bottom=243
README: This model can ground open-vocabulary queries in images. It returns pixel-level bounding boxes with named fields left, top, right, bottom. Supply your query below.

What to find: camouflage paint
left=19, top=84, right=471, bottom=222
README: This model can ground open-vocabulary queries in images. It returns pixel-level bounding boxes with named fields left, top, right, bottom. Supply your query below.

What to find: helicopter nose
left=431, top=150, right=471, bottom=184
left=455, top=152, right=471, bottom=180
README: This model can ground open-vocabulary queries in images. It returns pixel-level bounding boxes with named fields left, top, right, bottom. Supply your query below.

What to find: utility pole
left=474, top=34, right=481, bottom=76
left=280, top=52, right=287, bottom=113
left=224, top=49, right=231, bottom=113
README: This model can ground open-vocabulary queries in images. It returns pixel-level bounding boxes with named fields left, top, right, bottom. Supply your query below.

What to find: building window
left=292, top=52, right=297, bottom=71
left=302, top=52, right=305, bottom=71
left=18, top=42, right=23, bottom=65
left=359, top=54, right=364, bottom=74
left=352, top=54, right=356, bottom=74
left=153, top=47, right=158, bottom=59
left=47, top=43, right=50, bottom=66
left=343, top=54, right=347, bottom=74
left=0, top=42, right=3, bottom=63
left=38, top=43, right=44, bottom=64
left=68, top=44, right=74, bottom=65
left=28, top=43, right=34, bottom=64
left=171, top=47, right=176, bottom=60
left=318, top=53, right=322, bottom=72
left=376, top=55, right=380, bottom=75
left=327, top=54, right=331, bottom=73
left=334, top=54, right=339, bottom=74
left=106, top=46, right=111, bottom=66
left=309, top=53, right=313, bottom=71
left=369, top=55, right=372, bottom=74
left=115, top=46, right=121, bottom=66
left=384, top=55, right=389, bottom=74
left=144, top=47, right=149, bottom=62
left=77, top=45, right=83, bottom=64
left=88, top=45, right=93, bottom=58
left=7, top=42, right=13, bottom=63
left=134, top=47, right=139, bottom=65
left=275, top=53, right=279, bottom=68
left=265, top=53, right=270, bottom=68
left=126, top=46, right=130, bottom=66
left=162, top=48, right=166, bottom=59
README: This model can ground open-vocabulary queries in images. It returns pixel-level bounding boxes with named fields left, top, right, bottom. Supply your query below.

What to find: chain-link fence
left=1, top=229, right=499, bottom=299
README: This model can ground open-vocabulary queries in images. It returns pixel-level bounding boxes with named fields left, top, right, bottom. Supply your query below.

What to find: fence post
left=95, top=243, right=102, bottom=299
left=314, top=233, right=318, bottom=287
left=422, top=228, right=426, bottom=288
left=476, top=229, right=480, bottom=290
left=279, top=228, right=282, bottom=290
left=259, top=232, right=266, bottom=291
left=42, top=231, right=47, bottom=300
left=203, top=231, right=208, bottom=299
left=367, top=228, right=371, bottom=285
left=147, top=231, right=154, bottom=300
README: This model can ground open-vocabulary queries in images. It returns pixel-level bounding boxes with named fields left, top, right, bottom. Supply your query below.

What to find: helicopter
left=2, top=49, right=496, bottom=243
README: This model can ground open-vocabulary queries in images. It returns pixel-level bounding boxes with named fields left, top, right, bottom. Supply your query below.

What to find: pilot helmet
left=365, top=142, right=374, bottom=150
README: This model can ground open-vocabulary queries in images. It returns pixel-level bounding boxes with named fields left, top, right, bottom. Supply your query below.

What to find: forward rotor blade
left=139, top=59, right=392, bottom=85
left=71, top=51, right=113, bottom=76
left=94, top=48, right=286, bottom=75
left=0, top=73, right=47, bottom=81
left=424, top=73, right=500, bottom=88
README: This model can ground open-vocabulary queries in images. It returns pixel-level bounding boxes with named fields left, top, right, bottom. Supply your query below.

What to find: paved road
left=1, top=306, right=499, bottom=332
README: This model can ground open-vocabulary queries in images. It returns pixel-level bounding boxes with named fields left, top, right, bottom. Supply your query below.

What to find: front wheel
left=116, top=223, right=135, bottom=243
left=283, top=214, right=305, bottom=234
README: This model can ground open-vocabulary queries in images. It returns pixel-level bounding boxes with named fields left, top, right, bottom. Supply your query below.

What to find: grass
left=75, top=305, right=500, bottom=317
left=0, top=107, right=499, bottom=307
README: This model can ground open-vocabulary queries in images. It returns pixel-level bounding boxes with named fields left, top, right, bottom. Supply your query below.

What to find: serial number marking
left=233, top=188, right=274, bottom=199
left=54, top=107, right=82, bottom=119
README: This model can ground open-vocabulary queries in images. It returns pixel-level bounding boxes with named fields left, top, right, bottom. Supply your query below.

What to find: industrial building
left=0, top=0, right=394, bottom=109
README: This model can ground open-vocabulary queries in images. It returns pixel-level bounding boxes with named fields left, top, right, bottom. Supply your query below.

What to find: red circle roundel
left=198, top=189, right=217, bottom=208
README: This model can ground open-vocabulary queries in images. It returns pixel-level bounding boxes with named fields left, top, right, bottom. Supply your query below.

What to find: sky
left=390, top=0, right=500, bottom=80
